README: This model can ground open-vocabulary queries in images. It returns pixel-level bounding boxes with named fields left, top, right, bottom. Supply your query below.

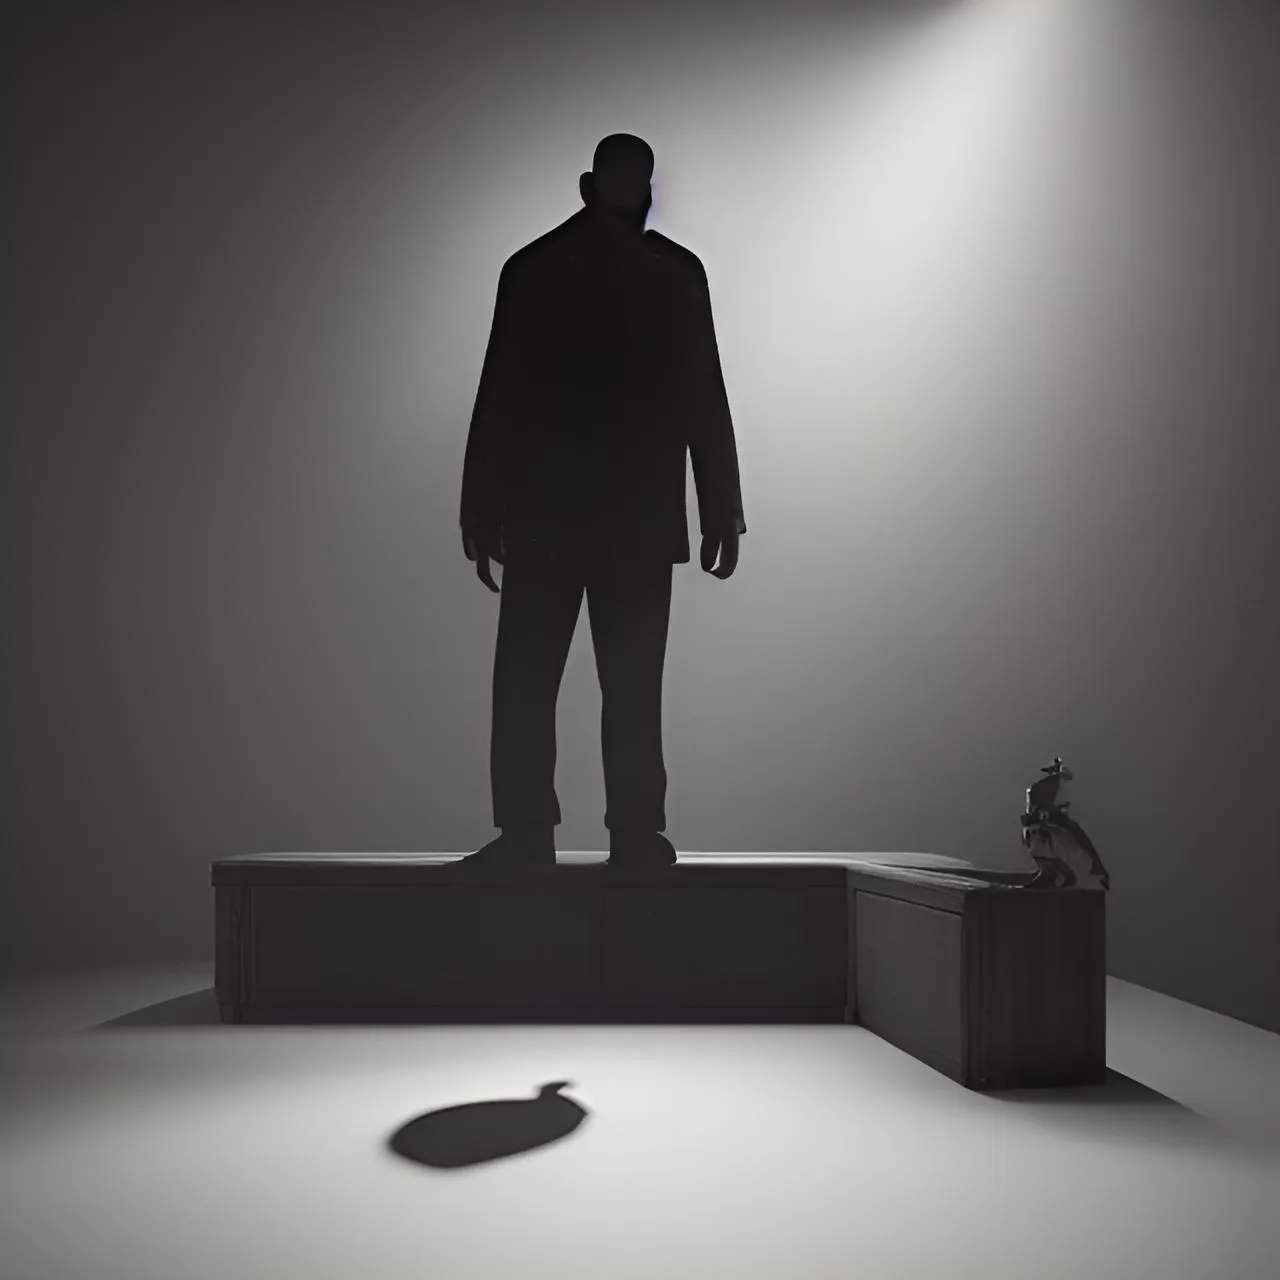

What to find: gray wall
left=7, top=0, right=1278, bottom=1031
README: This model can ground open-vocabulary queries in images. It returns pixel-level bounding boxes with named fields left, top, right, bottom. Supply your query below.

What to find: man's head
left=580, top=133, right=654, bottom=228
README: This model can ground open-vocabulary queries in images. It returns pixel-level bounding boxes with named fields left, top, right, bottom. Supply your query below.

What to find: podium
left=213, top=853, right=1105, bottom=1088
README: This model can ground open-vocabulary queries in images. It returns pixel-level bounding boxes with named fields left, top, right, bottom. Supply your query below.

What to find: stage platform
left=212, top=852, right=1105, bottom=1089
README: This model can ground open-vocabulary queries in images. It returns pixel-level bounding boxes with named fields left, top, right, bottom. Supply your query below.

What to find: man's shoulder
left=502, top=217, right=704, bottom=284
left=500, top=241, right=543, bottom=278
left=643, top=230, right=703, bottom=276
left=505, top=212, right=587, bottom=266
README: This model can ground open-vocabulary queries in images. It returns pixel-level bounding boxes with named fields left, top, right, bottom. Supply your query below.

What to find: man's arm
left=460, top=256, right=526, bottom=538
left=684, top=258, right=746, bottom=541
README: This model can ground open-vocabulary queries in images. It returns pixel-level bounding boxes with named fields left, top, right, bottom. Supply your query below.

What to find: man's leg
left=585, top=558, right=674, bottom=836
left=491, top=546, right=585, bottom=830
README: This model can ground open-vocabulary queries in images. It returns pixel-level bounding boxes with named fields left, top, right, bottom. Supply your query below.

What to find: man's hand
left=700, top=531, right=739, bottom=579
left=462, top=526, right=505, bottom=593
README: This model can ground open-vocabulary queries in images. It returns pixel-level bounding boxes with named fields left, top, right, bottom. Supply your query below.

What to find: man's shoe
left=461, top=828, right=557, bottom=867
left=606, top=831, right=678, bottom=869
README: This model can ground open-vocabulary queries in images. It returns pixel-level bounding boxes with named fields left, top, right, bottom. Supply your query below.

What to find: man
left=459, top=133, right=745, bottom=869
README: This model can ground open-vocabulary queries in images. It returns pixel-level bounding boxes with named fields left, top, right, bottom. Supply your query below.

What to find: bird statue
left=1020, top=757, right=1110, bottom=890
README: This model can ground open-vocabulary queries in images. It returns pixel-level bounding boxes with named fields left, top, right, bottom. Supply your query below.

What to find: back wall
left=7, top=0, right=1278, bottom=1030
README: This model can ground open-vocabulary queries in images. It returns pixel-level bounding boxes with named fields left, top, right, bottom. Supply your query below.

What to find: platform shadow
left=980, top=1068, right=1258, bottom=1157
left=388, top=1081, right=589, bottom=1170
left=988, top=1068, right=1185, bottom=1108
left=94, top=988, right=222, bottom=1028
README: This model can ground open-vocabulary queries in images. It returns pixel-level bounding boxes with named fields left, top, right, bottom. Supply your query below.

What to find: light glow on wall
left=10, top=0, right=1279, bottom=1029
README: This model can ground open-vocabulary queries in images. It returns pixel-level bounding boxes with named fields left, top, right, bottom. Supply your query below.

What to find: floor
left=1, top=967, right=1276, bottom=1280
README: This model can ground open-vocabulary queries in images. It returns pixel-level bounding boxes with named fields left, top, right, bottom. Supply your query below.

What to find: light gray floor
left=1, top=967, right=1276, bottom=1280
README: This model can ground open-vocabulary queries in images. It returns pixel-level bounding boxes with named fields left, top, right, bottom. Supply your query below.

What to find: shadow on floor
left=981, top=1068, right=1271, bottom=1159
left=94, top=988, right=222, bottom=1028
left=388, top=1081, right=589, bottom=1169
left=989, top=1068, right=1187, bottom=1108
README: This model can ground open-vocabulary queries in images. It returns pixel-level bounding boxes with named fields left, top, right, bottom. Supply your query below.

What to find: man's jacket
left=459, top=207, right=746, bottom=564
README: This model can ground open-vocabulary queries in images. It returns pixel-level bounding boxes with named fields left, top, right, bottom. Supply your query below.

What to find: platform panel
left=855, top=891, right=966, bottom=1080
left=967, top=889, right=1107, bottom=1087
left=604, top=885, right=846, bottom=1009
left=249, top=886, right=602, bottom=1007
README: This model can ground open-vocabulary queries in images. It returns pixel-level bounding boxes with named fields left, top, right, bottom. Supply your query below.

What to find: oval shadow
left=388, top=1081, right=589, bottom=1170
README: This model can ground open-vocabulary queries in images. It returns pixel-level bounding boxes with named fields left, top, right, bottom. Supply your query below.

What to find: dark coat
left=459, top=207, right=745, bottom=564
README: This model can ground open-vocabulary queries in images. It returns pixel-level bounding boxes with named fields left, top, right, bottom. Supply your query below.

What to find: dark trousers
left=490, top=541, right=673, bottom=833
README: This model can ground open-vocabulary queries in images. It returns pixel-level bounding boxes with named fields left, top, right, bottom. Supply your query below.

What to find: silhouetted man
left=459, top=133, right=745, bottom=869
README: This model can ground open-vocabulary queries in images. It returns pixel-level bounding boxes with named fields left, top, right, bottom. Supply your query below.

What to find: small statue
left=1020, top=757, right=1110, bottom=890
